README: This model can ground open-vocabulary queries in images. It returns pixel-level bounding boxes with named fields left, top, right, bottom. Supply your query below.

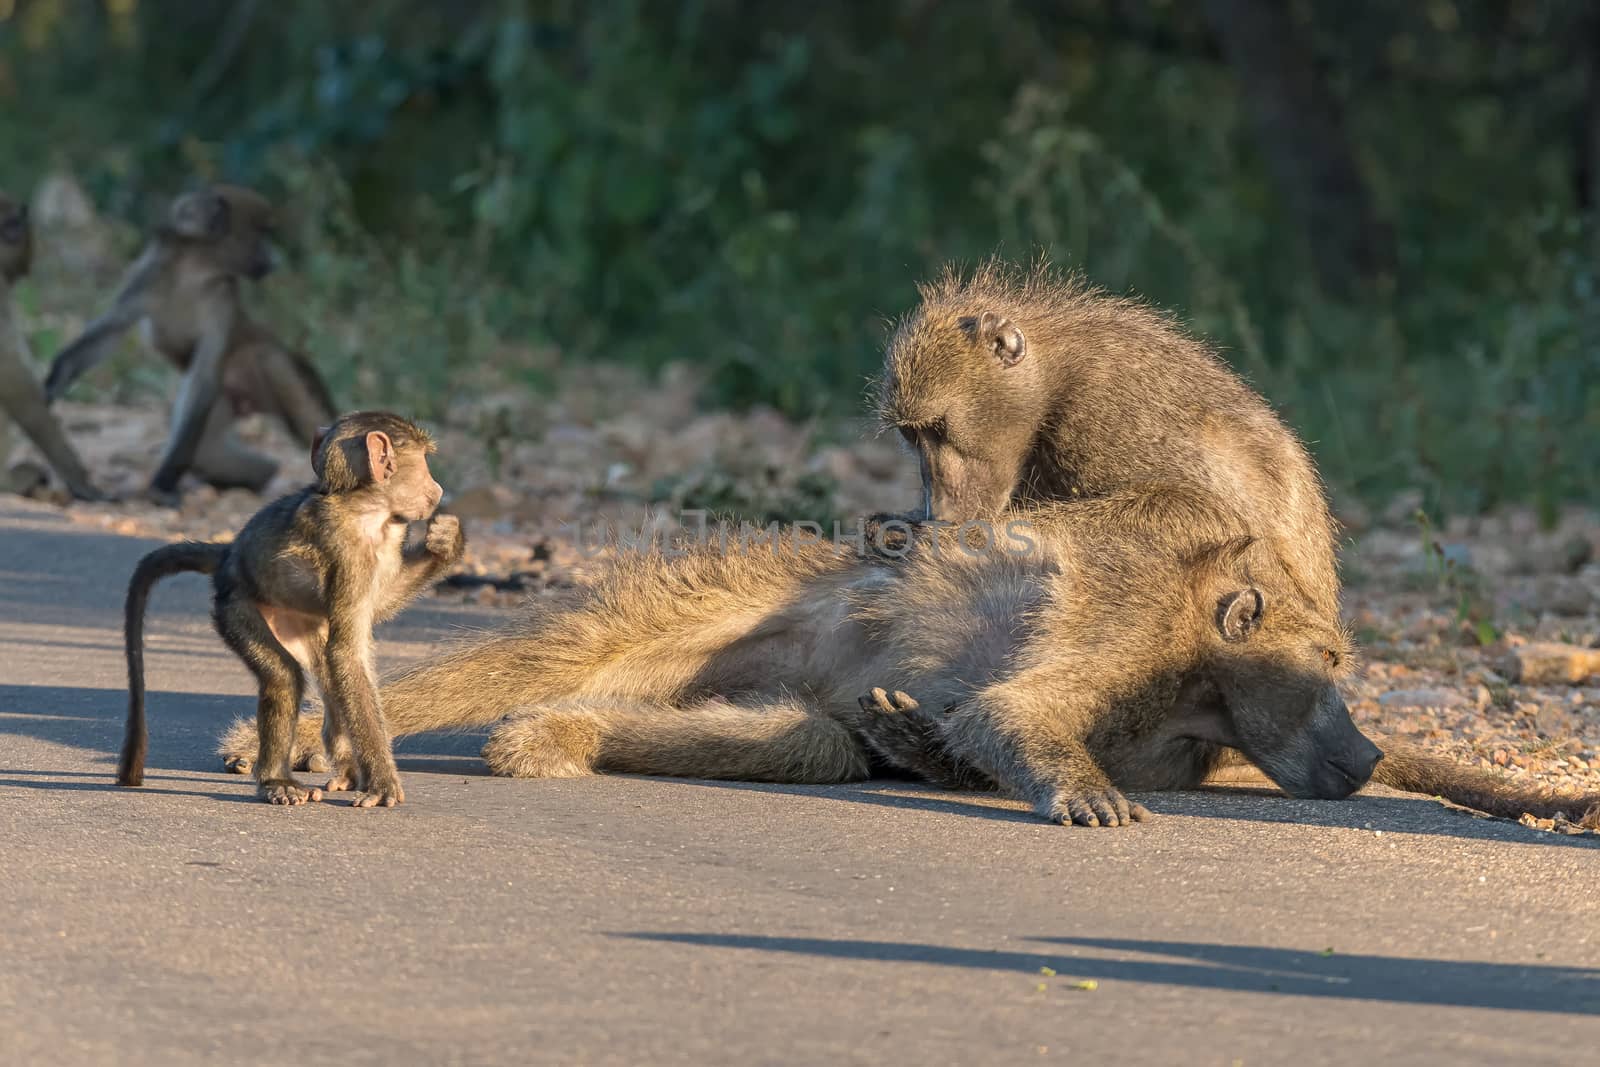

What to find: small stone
left=1504, top=642, right=1600, bottom=685
left=1379, top=688, right=1472, bottom=710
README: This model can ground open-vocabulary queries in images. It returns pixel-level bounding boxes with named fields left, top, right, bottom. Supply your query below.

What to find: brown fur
left=44, top=184, right=335, bottom=498
left=216, top=493, right=1600, bottom=828
left=0, top=190, right=102, bottom=499
left=126, top=411, right=461, bottom=806
left=878, top=258, right=1339, bottom=618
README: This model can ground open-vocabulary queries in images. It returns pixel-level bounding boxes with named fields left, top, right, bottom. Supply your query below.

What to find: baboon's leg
left=215, top=598, right=321, bottom=805
left=0, top=327, right=100, bottom=499
left=300, top=649, right=355, bottom=791
left=849, top=688, right=996, bottom=790
left=256, top=345, right=334, bottom=448
left=482, top=697, right=872, bottom=784
left=186, top=401, right=278, bottom=493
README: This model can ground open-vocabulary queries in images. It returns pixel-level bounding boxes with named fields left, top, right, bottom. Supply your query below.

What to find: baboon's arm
left=375, top=515, right=464, bottom=622
left=148, top=284, right=235, bottom=494
left=943, top=674, right=1152, bottom=826
left=0, top=297, right=101, bottom=498
left=43, top=249, right=160, bottom=402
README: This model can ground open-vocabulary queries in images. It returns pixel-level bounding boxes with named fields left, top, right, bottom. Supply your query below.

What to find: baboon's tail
left=121, top=542, right=226, bottom=787
left=1371, top=740, right=1600, bottom=827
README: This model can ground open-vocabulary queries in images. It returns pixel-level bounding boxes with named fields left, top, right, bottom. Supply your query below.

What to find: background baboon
left=878, top=259, right=1339, bottom=617
left=218, top=492, right=1599, bottom=829
left=44, top=184, right=334, bottom=499
left=0, top=190, right=102, bottom=499
left=127, top=411, right=462, bottom=806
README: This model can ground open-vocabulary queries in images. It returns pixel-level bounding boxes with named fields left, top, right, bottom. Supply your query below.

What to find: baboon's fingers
left=1049, top=788, right=1143, bottom=827
left=260, top=780, right=322, bottom=805
left=222, top=755, right=253, bottom=776
left=352, top=776, right=405, bottom=808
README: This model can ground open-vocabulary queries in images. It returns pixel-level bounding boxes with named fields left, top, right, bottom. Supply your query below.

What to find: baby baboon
left=44, top=184, right=334, bottom=500
left=0, top=190, right=103, bottom=499
left=125, top=411, right=462, bottom=806
left=217, top=491, right=1599, bottom=828
left=878, top=258, right=1339, bottom=617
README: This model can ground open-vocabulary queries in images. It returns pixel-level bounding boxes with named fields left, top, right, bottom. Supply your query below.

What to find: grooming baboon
left=0, top=190, right=103, bottom=499
left=217, top=492, right=1599, bottom=828
left=125, top=411, right=461, bottom=806
left=44, top=184, right=334, bottom=500
left=878, top=259, right=1339, bottom=617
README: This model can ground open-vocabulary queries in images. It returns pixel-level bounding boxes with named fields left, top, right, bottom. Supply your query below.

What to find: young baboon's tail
left=1372, top=740, right=1600, bottom=827
left=121, top=541, right=226, bottom=787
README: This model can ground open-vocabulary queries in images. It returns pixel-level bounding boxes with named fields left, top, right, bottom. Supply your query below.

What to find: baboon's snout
left=1324, top=734, right=1382, bottom=794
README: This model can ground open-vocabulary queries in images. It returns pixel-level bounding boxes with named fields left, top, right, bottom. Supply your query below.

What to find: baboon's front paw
left=1041, top=787, right=1151, bottom=828
left=859, top=687, right=920, bottom=715
left=260, top=779, right=323, bottom=806
left=352, top=775, right=405, bottom=808
left=223, top=754, right=253, bottom=775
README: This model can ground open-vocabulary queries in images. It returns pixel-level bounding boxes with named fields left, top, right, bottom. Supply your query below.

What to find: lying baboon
left=218, top=492, right=1599, bottom=828
left=878, top=258, right=1338, bottom=616
left=127, top=411, right=462, bottom=806
left=44, top=184, right=334, bottom=500
left=0, top=190, right=102, bottom=499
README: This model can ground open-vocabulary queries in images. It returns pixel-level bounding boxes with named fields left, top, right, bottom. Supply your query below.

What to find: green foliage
left=2, top=0, right=1598, bottom=514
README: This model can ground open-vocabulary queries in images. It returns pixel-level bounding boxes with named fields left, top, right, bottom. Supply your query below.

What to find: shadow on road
left=682, top=778, right=1600, bottom=846
left=615, top=931, right=1600, bottom=1014
left=5, top=681, right=1594, bottom=846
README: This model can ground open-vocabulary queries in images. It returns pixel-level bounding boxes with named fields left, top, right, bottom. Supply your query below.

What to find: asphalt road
left=1, top=495, right=1598, bottom=1065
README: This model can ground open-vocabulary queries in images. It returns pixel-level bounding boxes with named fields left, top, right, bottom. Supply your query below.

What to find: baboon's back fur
left=880, top=259, right=1340, bottom=617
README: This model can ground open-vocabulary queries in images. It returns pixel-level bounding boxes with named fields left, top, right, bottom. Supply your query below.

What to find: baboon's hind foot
left=853, top=687, right=994, bottom=791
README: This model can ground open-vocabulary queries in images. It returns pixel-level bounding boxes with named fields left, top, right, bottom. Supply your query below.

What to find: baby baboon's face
left=881, top=308, right=1042, bottom=521
left=0, top=194, right=31, bottom=284
left=1205, top=582, right=1379, bottom=800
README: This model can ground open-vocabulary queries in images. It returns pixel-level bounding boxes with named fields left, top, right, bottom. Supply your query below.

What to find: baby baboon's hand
left=424, top=513, right=464, bottom=560
left=1041, top=785, right=1152, bottom=828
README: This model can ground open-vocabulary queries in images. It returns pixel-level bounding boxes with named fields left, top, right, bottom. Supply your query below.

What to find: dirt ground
left=10, top=372, right=1600, bottom=830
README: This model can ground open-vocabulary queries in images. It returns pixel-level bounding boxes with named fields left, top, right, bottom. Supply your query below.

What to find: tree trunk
left=1200, top=0, right=1393, bottom=295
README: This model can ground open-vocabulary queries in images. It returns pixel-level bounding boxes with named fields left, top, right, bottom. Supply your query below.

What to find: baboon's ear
left=310, top=425, right=331, bottom=469
left=365, top=431, right=397, bottom=485
left=1216, top=588, right=1265, bottom=643
left=959, top=312, right=1027, bottom=367
left=170, top=191, right=229, bottom=240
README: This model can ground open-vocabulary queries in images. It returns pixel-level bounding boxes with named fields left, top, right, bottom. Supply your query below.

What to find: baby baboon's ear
left=1217, top=588, right=1265, bottom=642
left=365, top=431, right=397, bottom=485
left=958, top=312, right=1027, bottom=367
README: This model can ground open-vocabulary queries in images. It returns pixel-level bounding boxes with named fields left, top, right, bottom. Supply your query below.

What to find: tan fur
left=878, top=258, right=1339, bottom=618
left=127, top=412, right=462, bottom=807
left=44, top=184, right=334, bottom=497
left=216, top=494, right=1600, bottom=828
left=0, top=190, right=102, bottom=499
